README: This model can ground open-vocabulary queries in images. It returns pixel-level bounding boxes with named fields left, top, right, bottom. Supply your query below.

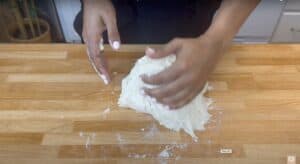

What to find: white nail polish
left=112, top=41, right=120, bottom=50
left=99, top=43, right=104, bottom=51
left=99, top=38, right=104, bottom=51
left=100, top=74, right=109, bottom=85
left=146, top=47, right=155, bottom=55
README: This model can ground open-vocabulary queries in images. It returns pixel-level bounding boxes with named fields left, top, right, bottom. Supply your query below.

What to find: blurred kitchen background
left=0, top=0, right=299, bottom=43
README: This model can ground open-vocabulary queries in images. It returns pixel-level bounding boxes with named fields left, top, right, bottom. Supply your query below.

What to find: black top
left=74, top=0, right=221, bottom=43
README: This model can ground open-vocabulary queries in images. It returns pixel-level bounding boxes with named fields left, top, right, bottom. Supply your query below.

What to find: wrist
left=203, top=28, right=232, bottom=50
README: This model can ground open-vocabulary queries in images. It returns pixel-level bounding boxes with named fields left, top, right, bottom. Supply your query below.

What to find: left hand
left=141, top=35, right=226, bottom=109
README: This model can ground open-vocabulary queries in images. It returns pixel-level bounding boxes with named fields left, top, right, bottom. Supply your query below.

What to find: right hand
left=82, top=0, right=120, bottom=83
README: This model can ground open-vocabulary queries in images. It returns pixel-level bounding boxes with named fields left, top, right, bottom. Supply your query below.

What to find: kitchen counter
left=0, top=44, right=299, bottom=164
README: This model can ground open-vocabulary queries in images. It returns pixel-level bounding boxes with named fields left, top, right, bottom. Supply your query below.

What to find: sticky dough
left=118, top=55, right=212, bottom=139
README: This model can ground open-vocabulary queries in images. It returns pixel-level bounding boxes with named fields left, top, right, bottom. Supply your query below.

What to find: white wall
left=235, top=0, right=286, bottom=43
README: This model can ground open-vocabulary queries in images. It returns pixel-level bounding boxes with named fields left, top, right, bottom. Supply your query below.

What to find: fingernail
left=99, top=43, right=104, bottom=51
left=99, top=38, right=104, bottom=51
left=146, top=47, right=155, bottom=55
left=100, top=74, right=109, bottom=85
left=111, top=41, right=120, bottom=50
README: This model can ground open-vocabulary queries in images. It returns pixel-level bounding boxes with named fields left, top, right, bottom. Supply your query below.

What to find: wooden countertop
left=0, top=44, right=299, bottom=164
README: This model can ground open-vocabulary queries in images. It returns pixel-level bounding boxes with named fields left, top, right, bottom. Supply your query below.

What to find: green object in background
left=1, top=0, right=42, bottom=39
left=10, top=0, right=28, bottom=39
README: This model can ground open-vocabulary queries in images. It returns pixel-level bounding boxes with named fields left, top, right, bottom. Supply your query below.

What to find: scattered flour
left=144, top=123, right=159, bottom=138
left=128, top=153, right=147, bottom=159
left=116, top=133, right=125, bottom=143
left=101, top=108, right=111, bottom=119
left=175, top=156, right=181, bottom=161
left=118, top=55, right=212, bottom=140
left=79, top=132, right=96, bottom=150
left=159, top=149, right=170, bottom=158
left=207, top=83, right=214, bottom=91
left=158, top=144, right=188, bottom=158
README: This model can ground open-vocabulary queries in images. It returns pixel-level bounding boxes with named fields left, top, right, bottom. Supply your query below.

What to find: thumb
left=102, top=12, right=121, bottom=50
left=147, top=38, right=182, bottom=59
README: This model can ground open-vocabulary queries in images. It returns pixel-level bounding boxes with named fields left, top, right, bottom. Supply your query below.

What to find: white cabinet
left=234, top=0, right=286, bottom=43
left=272, top=0, right=300, bottom=42
left=272, top=12, right=300, bottom=42
left=285, top=0, right=300, bottom=11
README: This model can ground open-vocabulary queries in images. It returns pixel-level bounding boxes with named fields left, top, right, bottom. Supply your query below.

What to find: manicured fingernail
left=111, top=41, right=120, bottom=50
left=146, top=47, right=155, bottom=55
left=99, top=38, right=104, bottom=51
left=99, top=43, right=104, bottom=51
left=100, top=74, right=109, bottom=85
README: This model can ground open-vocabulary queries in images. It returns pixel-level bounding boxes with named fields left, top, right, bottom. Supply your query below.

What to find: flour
left=158, top=144, right=188, bottom=158
left=118, top=55, right=212, bottom=139
left=144, top=123, right=159, bottom=138
left=128, top=153, right=147, bottom=159
left=101, top=108, right=111, bottom=119
left=79, top=132, right=96, bottom=150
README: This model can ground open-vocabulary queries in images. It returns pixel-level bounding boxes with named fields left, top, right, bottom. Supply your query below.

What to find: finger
left=170, top=83, right=206, bottom=109
left=143, top=76, right=187, bottom=100
left=94, top=54, right=111, bottom=84
left=141, top=60, right=183, bottom=85
left=169, top=89, right=197, bottom=109
left=86, top=37, right=111, bottom=84
left=160, top=87, right=192, bottom=106
left=145, top=47, right=155, bottom=56
left=147, top=38, right=182, bottom=59
left=102, top=11, right=121, bottom=50
left=82, top=31, right=87, bottom=44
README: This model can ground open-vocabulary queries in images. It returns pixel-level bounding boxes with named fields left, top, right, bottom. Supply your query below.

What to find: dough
left=118, top=55, right=212, bottom=139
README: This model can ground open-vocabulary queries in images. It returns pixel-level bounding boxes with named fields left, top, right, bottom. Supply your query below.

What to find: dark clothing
left=74, top=0, right=221, bottom=44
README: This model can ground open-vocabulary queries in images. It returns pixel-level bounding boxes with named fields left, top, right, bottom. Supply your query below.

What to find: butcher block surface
left=0, top=44, right=299, bottom=164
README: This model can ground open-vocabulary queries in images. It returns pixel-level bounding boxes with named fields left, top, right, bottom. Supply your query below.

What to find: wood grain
left=0, top=44, right=299, bottom=163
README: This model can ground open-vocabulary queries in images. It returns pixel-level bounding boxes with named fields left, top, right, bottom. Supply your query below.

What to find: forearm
left=204, top=0, right=261, bottom=49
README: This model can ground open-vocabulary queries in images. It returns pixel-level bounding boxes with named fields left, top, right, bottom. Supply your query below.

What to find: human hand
left=82, top=0, right=120, bottom=83
left=142, top=35, right=226, bottom=109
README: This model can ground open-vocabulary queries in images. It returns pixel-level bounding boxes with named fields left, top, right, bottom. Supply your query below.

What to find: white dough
left=118, top=55, right=212, bottom=139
